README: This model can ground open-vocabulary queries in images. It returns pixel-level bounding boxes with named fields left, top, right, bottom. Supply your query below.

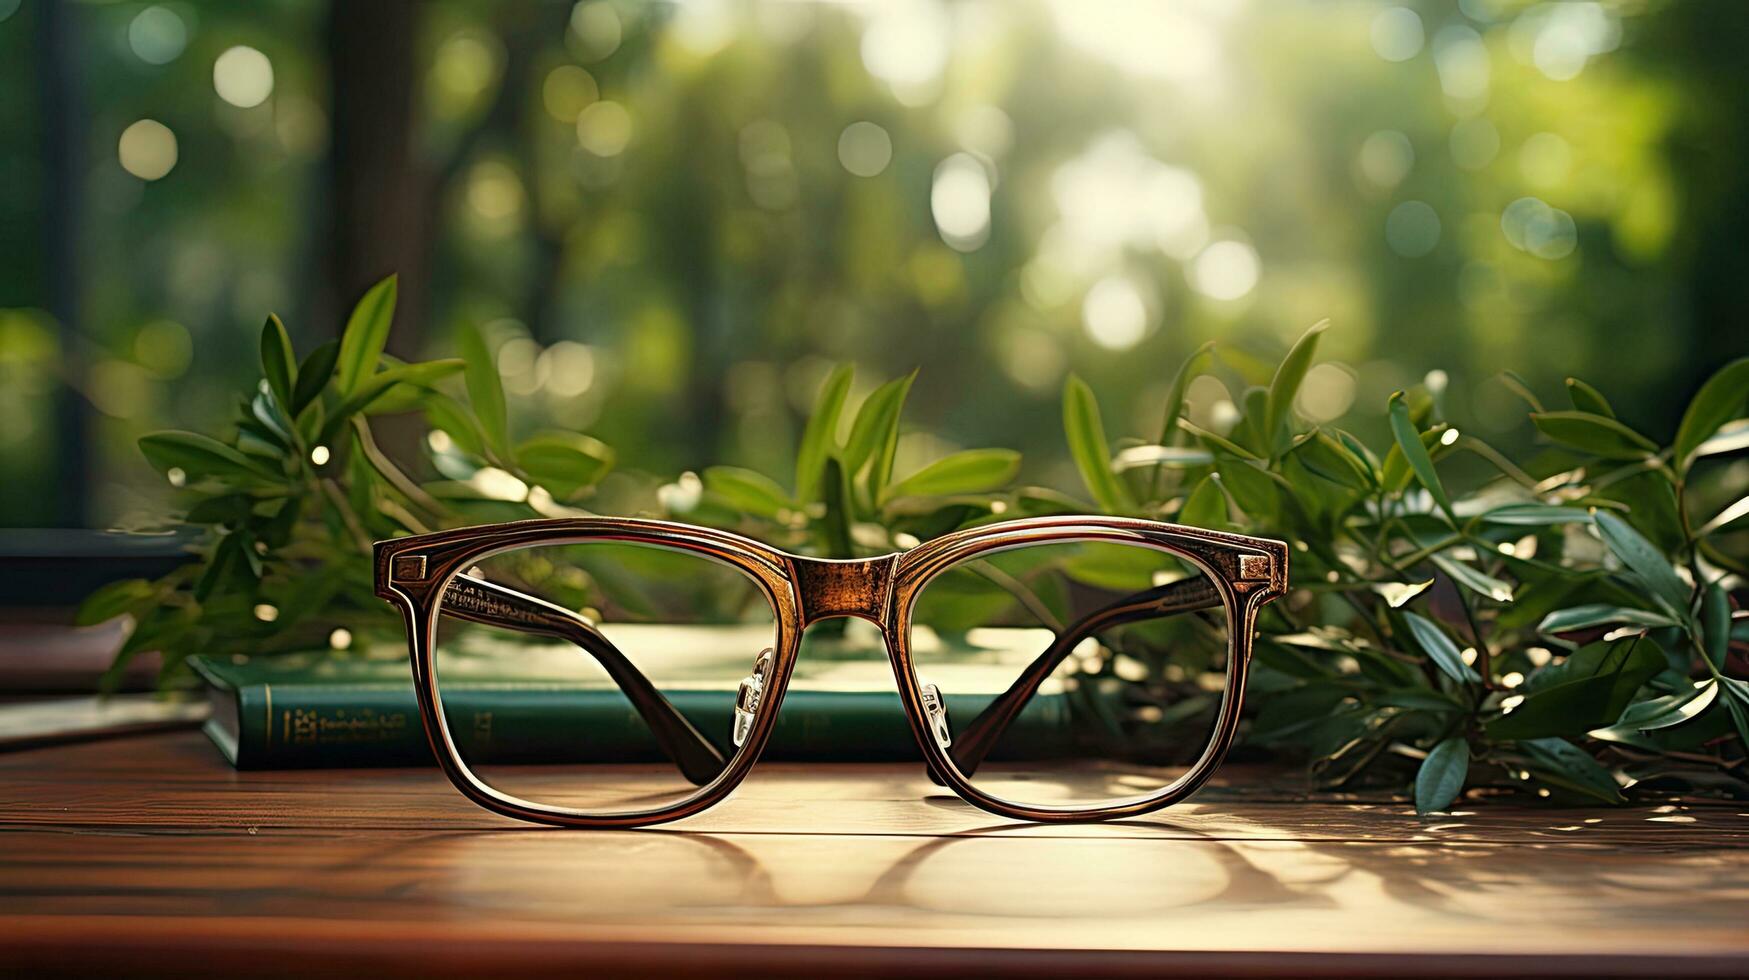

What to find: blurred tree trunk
left=321, top=0, right=427, bottom=356
left=38, top=0, right=86, bottom=527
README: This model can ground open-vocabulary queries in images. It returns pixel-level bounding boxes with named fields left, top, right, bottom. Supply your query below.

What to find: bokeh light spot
left=1433, top=25, right=1490, bottom=102
left=1519, top=131, right=1572, bottom=187
left=931, top=153, right=992, bottom=251
left=118, top=119, right=178, bottom=181
left=997, top=327, right=1064, bottom=393
left=88, top=359, right=153, bottom=418
left=1517, top=2, right=1620, bottom=81
left=1051, top=0, right=1221, bottom=82
left=570, top=2, right=623, bottom=62
left=541, top=65, right=599, bottom=122
left=1386, top=200, right=1441, bottom=257
left=1357, top=130, right=1414, bottom=190
left=577, top=101, right=633, bottom=156
left=860, top=0, right=950, bottom=103
left=134, top=320, right=192, bottom=378
left=1370, top=7, right=1424, bottom=62
left=667, top=0, right=735, bottom=58
left=1190, top=240, right=1260, bottom=301
left=956, top=105, right=1014, bottom=160
left=1501, top=196, right=1577, bottom=259
left=1450, top=117, right=1500, bottom=170
left=465, top=160, right=525, bottom=233
left=838, top=121, right=893, bottom=177
left=1297, top=363, right=1357, bottom=422
left=1081, top=275, right=1153, bottom=350
left=213, top=46, right=275, bottom=108
left=128, top=6, right=187, bottom=65
left=540, top=341, right=597, bottom=398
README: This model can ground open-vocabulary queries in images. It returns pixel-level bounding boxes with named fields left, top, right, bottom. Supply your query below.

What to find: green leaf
left=1239, top=386, right=1271, bottom=456
left=319, top=359, right=466, bottom=448
left=1156, top=341, right=1214, bottom=448
left=703, top=465, right=793, bottom=519
left=1480, top=503, right=1592, bottom=527
left=887, top=449, right=1020, bottom=500
left=1264, top=319, right=1327, bottom=454
left=1698, top=494, right=1749, bottom=537
left=1673, top=356, right=1749, bottom=474
left=1402, top=611, right=1481, bottom=685
left=1414, top=737, right=1469, bottom=814
left=1215, top=455, right=1279, bottom=522
left=335, top=274, right=397, bottom=396
left=1063, top=374, right=1134, bottom=513
left=1179, top=418, right=1262, bottom=461
left=796, top=364, right=853, bottom=502
left=259, top=315, right=296, bottom=413
left=1388, top=391, right=1454, bottom=522
left=1537, top=604, right=1681, bottom=633
left=1598, top=469, right=1686, bottom=554
left=842, top=371, right=915, bottom=498
left=1178, top=475, right=1228, bottom=527
left=1431, top=553, right=1514, bottom=603
left=1291, top=429, right=1374, bottom=490
left=1701, top=581, right=1730, bottom=669
left=455, top=322, right=508, bottom=456
left=1486, top=637, right=1662, bottom=741
left=1372, top=579, right=1433, bottom=609
left=819, top=455, right=854, bottom=559
left=1564, top=377, right=1614, bottom=418
left=75, top=578, right=155, bottom=627
left=1723, top=691, right=1749, bottom=759
left=139, top=430, right=278, bottom=482
left=1530, top=411, right=1658, bottom=460
left=1589, top=680, right=1719, bottom=742
left=1696, top=418, right=1749, bottom=459
left=1519, top=738, right=1623, bottom=804
left=516, top=432, right=615, bottom=499
left=290, top=340, right=340, bottom=416
left=1498, top=370, right=1545, bottom=413
left=1111, top=444, right=1214, bottom=471
left=423, top=392, right=488, bottom=458
left=1593, top=510, right=1691, bottom=620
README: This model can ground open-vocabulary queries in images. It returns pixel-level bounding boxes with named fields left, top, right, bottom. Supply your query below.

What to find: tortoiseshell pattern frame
left=374, top=515, right=1288, bottom=829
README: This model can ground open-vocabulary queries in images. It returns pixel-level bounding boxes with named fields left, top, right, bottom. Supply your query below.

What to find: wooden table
left=2, top=732, right=1746, bottom=977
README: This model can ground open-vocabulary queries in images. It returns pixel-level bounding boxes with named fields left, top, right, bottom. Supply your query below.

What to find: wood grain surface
left=1, top=732, right=1746, bottom=977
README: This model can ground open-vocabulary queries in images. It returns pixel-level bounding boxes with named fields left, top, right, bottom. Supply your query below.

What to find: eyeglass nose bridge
left=790, top=554, right=898, bottom=627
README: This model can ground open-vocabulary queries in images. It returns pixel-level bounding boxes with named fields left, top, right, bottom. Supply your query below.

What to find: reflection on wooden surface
left=1, top=733, right=1746, bottom=976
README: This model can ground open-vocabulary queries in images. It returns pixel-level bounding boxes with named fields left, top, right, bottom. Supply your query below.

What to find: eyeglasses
left=374, top=516, right=1287, bottom=828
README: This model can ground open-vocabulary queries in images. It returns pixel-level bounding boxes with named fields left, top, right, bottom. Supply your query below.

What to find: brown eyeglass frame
left=373, top=515, right=1288, bottom=829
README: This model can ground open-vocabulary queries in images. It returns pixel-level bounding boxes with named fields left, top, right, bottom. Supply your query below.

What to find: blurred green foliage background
left=2, top=0, right=1746, bottom=530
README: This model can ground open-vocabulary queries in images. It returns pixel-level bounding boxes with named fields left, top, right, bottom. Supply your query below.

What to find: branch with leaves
left=80, top=276, right=617, bottom=687
left=1055, top=323, right=1748, bottom=811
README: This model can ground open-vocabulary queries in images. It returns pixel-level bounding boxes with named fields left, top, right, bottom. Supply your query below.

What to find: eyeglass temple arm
left=439, top=574, right=727, bottom=785
left=938, top=576, right=1222, bottom=781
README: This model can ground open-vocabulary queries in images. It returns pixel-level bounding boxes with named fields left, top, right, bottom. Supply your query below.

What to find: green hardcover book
left=189, top=623, right=1079, bottom=769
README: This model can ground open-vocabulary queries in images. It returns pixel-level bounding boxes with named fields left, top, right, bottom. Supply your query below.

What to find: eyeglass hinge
left=391, top=554, right=429, bottom=582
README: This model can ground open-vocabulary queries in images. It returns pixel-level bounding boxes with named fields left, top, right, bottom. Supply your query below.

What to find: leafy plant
left=79, top=277, right=617, bottom=687
left=1055, top=323, right=1749, bottom=810
left=665, top=364, right=1023, bottom=557
left=86, top=283, right=1749, bottom=815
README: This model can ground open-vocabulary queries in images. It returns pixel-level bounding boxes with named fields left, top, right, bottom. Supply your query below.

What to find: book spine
left=222, top=685, right=1074, bottom=770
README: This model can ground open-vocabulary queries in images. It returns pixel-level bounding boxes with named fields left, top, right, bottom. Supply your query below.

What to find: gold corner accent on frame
left=392, top=554, right=429, bottom=582
left=1237, top=554, right=1272, bottom=581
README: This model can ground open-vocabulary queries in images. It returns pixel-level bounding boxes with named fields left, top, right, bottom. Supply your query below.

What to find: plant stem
left=319, top=478, right=373, bottom=555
